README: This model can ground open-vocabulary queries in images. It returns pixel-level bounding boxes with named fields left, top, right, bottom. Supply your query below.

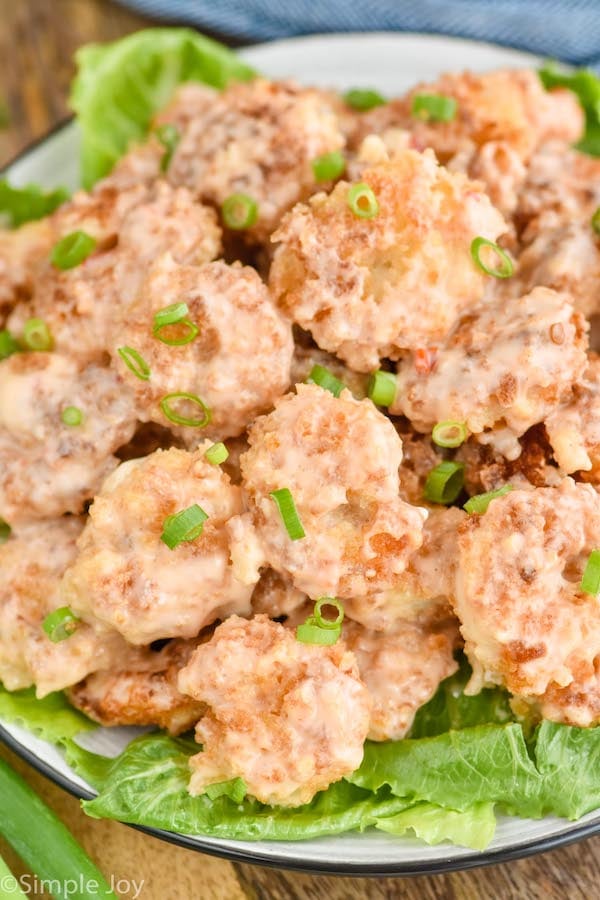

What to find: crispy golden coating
left=251, top=568, right=307, bottom=619
left=0, top=353, right=136, bottom=525
left=230, top=384, right=426, bottom=599
left=545, top=354, right=600, bottom=477
left=455, top=479, right=600, bottom=725
left=456, top=425, right=561, bottom=496
left=178, top=615, right=371, bottom=806
left=394, top=425, right=444, bottom=505
left=0, top=219, right=55, bottom=324
left=290, top=341, right=369, bottom=399
left=62, top=446, right=255, bottom=645
left=0, top=519, right=127, bottom=697
left=111, top=255, right=293, bottom=443
left=393, top=287, right=588, bottom=459
left=67, top=638, right=204, bottom=735
left=270, top=141, right=506, bottom=371
left=168, top=78, right=345, bottom=242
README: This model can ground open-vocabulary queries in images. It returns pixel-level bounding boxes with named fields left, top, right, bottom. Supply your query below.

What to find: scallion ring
left=314, top=597, right=345, bottom=629
left=368, top=370, right=397, bottom=407
left=152, top=302, right=198, bottom=345
left=424, top=461, right=465, bottom=505
left=22, top=318, right=53, bottom=352
left=42, top=607, right=80, bottom=643
left=61, top=406, right=84, bottom=427
left=221, top=193, right=258, bottom=231
left=50, top=230, right=96, bottom=270
left=432, top=420, right=468, bottom=448
left=205, top=442, right=229, bottom=465
left=312, top=150, right=345, bottom=182
left=296, top=619, right=341, bottom=645
left=159, top=392, right=211, bottom=428
left=464, top=484, right=513, bottom=515
left=161, top=504, right=208, bottom=550
left=270, top=488, right=305, bottom=541
left=343, top=88, right=386, bottom=111
left=347, top=182, right=379, bottom=219
left=306, top=364, right=345, bottom=398
left=0, top=329, right=19, bottom=360
left=581, top=549, right=600, bottom=596
left=470, top=237, right=514, bottom=279
left=0, top=519, right=10, bottom=544
left=117, top=346, right=151, bottom=381
left=411, top=93, right=457, bottom=122
left=155, top=123, right=180, bottom=173
left=592, top=207, right=600, bottom=236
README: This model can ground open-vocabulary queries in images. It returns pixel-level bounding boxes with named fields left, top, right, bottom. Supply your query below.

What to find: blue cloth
left=116, top=0, right=600, bottom=66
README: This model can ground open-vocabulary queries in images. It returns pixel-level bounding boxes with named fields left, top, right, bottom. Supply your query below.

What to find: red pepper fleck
left=414, top=347, right=437, bottom=375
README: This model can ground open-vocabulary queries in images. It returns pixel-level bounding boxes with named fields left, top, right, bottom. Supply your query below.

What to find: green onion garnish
left=306, top=364, right=345, bottom=397
left=50, top=230, right=96, bottom=270
left=159, top=392, right=211, bottom=428
left=432, top=420, right=468, bottom=448
left=156, top=123, right=180, bottom=173
left=347, top=182, right=379, bottom=219
left=343, top=88, right=386, bottom=111
left=42, top=607, right=80, bottom=643
left=581, top=549, right=600, bottom=595
left=0, top=329, right=19, bottom=361
left=368, top=370, right=397, bottom=407
left=22, top=318, right=53, bottom=352
left=296, top=619, right=341, bottom=645
left=411, top=93, right=457, bottom=122
left=0, top=519, right=10, bottom=544
left=424, top=461, right=465, bottom=505
left=161, top=504, right=208, bottom=549
left=205, top=441, right=229, bottom=465
left=313, top=597, right=345, bottom=629
left=221, top=193, right=259, bottom=230
left=270, top=488, right=305, bottom=541
left=117, top=346, right=151, bottom=381
left=204, top=778, right=247, bottom=803
left=592, top=207, right=600, bottom=236
left=311, top=150, right=345, bottom=182
left=61, top=406, right=84, bottom=427
left=470, top=237, right=514, bottom=279
left=152, top=302, right=198, bottom=346
left=464, top=484, right=513, bottom=515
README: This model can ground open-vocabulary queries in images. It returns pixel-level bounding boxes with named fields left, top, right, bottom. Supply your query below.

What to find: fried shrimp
left=251, top=568, right=307, bottom=618
left=456, top=425, right=561, bottom=496
left=230, top=383, right=427, bottom=599
left=545, top=354, right=600, bottom=477
left=455, top=478, right=600, bottom=725
left=0, top=219, right=55, bottom=323
left=270, top=141, right=506, bottom=371
left=392, top=287, right=588, bottom=459
left=168, top=78, right=345, bottom=243
left=177, top=614, right=371, bottom=806
left=62, top=446, right=255, bottom=645
left=0, top=519, right=126, bottom=697
left=0, top=353, right=136, bottom=524
left=67, top=638, right=205, bottom=735
left=111, top=255, right=292, bottom=443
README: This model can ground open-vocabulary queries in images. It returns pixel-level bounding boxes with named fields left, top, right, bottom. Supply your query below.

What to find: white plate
left=2, top=32, right=597, bottom=876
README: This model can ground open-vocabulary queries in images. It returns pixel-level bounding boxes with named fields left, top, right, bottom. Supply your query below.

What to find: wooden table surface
left=1, top=2, right=600, bottom=897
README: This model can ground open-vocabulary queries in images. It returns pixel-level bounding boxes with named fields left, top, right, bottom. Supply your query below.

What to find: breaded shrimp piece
left=545, top=354, right=600, bottom=477
left=342, top=617, right=459, bottom=741
left=111, top=255, right=293, bottom=443
left=0, top=519, right=127, bottom=697
left=251, top=568, right=307, bottom=618
left=178, top=615, right=371, bottom=806
left=62, top=446, right=255, bottom=645
left=392, top=287, right=588, bottom=460
left=354, top=70, right=582, bottom=162
left=0, top=353, right=136, bottom=525
left=0, top=219, right=55, bottom=323
left=449, top=139, right=528, bottom=219
left=8, top=183, right=221, bottom=364
left=270, top=141, right=506, bottom=372
left=291, top=341, right=369, bottom=399
left=67, top=638, right=205, bottom=735
left=168, top=78, right=345, bottom=242
left=230, top=384, right=427, bottom=599
left=455, top=479, right=600, bottom=725
left=456, top=425, right=561, bottom=496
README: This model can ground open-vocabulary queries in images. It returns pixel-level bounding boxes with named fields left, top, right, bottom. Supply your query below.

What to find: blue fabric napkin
left=116, top=0, right=600, bottom=66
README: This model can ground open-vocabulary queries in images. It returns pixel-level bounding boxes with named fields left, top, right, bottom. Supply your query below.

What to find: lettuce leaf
left=0, top=180, right=69, bottom=228
left=539, top=63, right=600, bottom=156
left=70, top=28, right=256, bottom=189
left=0, top=684, right=94, bottom=746
left=374, top=802, right=496, bottom=851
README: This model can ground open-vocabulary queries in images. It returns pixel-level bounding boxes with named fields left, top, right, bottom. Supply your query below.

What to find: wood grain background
left=1, top=1, right=599, bottom=896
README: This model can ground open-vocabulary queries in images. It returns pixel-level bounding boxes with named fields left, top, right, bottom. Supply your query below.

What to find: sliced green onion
left=306, top=364, right=345, bottom=397
left=297, top=617, right=341, bottom=645
left=0, top=329, right=19, bottom=361
left=343, top=88, right=386, bottom=111
left=470, top=237, right=514, bottom=279
left=432, top=420, right=468, bottom=448
left=411, top=93, right=457, bottom=122
left=22, top=317, right=53, bottom=352
left=270, top=488, right=305, bottom=541
left=0, top=519, right=10, bottom=544
left=153, top=302, right=198, bottom=346
left=592, top=207, right=600, bottom=236
left=117, top=346, right=151, bottom=381
left=347, top=182, right=379, bottom=219
left=154, top=319, right=198, bottom=346
left=205, top=441, right=229, bottom=465
left=61, top=405, right=84, bottom=427
left=464, top=484, right=513, bottom=515
left=50, top=230, right=96, bottom=270
left=581, top=549, right=600, bottom=595
left=156, top=123, right=180, bottom=172
left=312, top=150, right=345, bottom=182
left=42, top=607, right=80, bottom=643
left=314, top=597, right=344, bottom=629
left=205, top=777, right=247, bottom=803
left=368, top=370, right=397, bottom=407
left=221, top=193, right=258, bottom=230
left=424, top=461, right=465, bottom=505
left=159, top=392, right=211, bottom=428
left=161, top=504, right=208, bottom=549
